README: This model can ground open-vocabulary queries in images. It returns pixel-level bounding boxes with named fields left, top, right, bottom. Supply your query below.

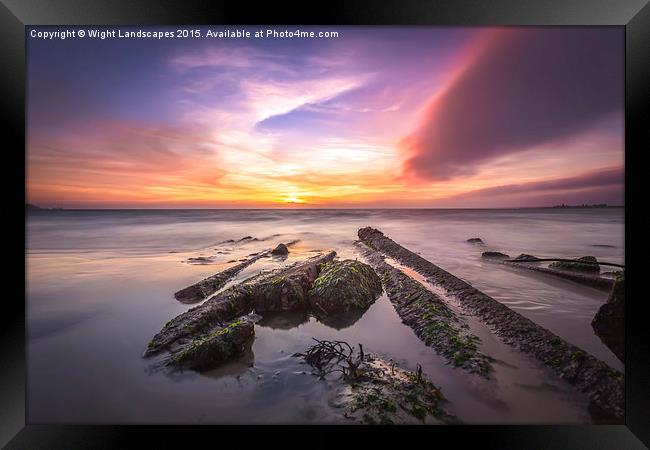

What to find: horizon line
left=26, top=205, right=625, bottom=211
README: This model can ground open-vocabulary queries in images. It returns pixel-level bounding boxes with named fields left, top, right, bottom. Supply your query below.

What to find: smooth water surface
left=26, top=208, right=624, bottom=423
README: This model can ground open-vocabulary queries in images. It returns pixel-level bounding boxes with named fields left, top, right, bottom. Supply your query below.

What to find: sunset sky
left=27, top=27, right=624, bottom=208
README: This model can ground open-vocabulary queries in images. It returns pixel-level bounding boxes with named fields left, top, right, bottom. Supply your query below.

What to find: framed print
left=2, top=0, right=649, bottom=447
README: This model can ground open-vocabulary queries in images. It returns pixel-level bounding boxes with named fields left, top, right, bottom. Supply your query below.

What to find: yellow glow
left=281, top=194, right=305, bottom=204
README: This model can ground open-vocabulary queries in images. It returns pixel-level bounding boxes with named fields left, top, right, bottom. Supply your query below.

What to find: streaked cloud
left=402, top=28, right=623, bottom=181
left=26, top=27, right=623, bottom=208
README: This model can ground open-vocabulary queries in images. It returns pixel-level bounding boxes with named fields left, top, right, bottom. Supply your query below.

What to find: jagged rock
left=356, top=241, right=492, bottom=376
left=482, top=251, right=510, bottom=259
left=175, top=253, right=266, bottom=303
left=357, top=226, right=624, bottom=421
left=145, top=251, right=337, bottom=357
left=271, top=243, right=289, bottom=256
left=308, top=260, right=382, bottom=315
left=466, top=238, right=484, bottom=244
left=549, top=256, right=600, bottom=272
left=166, top=318, right=255, bottom=371
left=592, top=275, right=624, bottom=363
left=250, top=251, right=337, bottom=313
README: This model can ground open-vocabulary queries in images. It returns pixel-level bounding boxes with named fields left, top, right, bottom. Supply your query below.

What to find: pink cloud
left=402, top=28, right=623, bottom=181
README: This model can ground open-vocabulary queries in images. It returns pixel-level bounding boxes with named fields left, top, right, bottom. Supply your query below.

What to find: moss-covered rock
left=145, top=251, right=336, bottom=357
left=167, top=319, right=254, bottom=371
left=336, top=355, right=457, bottom=424
left=295, top=339, right=457, bottom=424
left=308, top=260, right=382, bottom=315
left=356, top=242, right=493, bottom=377
left=357, top=227, right=624, bottom=420
left=549, top=256, right=600, bottom=272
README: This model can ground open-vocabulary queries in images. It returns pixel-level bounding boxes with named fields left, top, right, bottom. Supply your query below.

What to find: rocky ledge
left=174, top=253, right=267, bottom=303
left=145, top=252, right=383, bottom=372
left=166, top=318, right=255, bottom=371
left=358, top=226, right=624, bottom=421
left=356, top=242, right=493, bottom=377
left=504, top=256, right=613, bottom=291
left=549, top=256, right=600, bottom=272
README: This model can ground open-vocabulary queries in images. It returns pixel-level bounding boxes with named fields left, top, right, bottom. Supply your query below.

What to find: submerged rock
left=482, top=251, right=510, bottom=259
left=592, top=275, right=624, bottom=363
left=513, top=253, right=541, bottom=262
left=466, top=238, right=484, bottom=244
left=174, top=253, right=267, bottom=304
left=186, top=256, right=215, bottom=265
left=504, top=254, right=613, bottom=291
left=308, top=260, right=382, bottom=315
left=271, top=243, right=289, bottom=256
left=167, top=318, right=255, bottom=371
left=549, top=256, right=600, bottom=272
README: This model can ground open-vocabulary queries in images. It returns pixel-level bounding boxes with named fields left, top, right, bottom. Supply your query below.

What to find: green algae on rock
left=337, top=356, right=458, bottom=425
left=167, top=318, right=255, bottom=371
left=355, top=241, right=493, bottom=377
left=295, top=339, right=457, bottom=424
left=357, top=226, right=624, bottom=421
left=308, top=260, right=382, bottom=315
left=145, top=251, right=336, bottom=357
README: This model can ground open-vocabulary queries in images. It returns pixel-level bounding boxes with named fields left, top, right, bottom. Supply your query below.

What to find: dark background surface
left=2, top=0, right=648, bottom=448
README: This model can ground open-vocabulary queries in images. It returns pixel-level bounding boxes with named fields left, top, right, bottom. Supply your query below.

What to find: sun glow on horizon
left=26, top=27, right=623, bottom=209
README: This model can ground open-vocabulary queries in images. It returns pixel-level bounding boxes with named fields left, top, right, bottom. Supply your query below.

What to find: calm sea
left=26, top=208, right=624, bottom=423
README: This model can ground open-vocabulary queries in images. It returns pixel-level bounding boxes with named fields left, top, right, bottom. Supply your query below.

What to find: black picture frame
left=3, top=0, right=648, bottom=447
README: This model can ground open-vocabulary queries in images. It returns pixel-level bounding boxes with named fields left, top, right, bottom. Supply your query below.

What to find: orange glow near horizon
left=27, top=27, right=624, bottom=209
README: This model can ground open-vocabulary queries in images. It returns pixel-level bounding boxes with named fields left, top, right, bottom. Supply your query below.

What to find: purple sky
left=27, top=26, right=624, bottom=208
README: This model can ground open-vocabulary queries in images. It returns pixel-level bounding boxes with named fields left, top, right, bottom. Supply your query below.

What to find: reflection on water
left=26, top=208, right=623, bottom=423
left=257, top=311, right=310, bottom=330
